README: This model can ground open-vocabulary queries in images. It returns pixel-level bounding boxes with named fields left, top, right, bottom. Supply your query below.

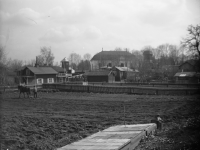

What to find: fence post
left=129, top=88, right=131, bottom=94
left=87, top=86, right=89, bottom=93
left=156, top=89, right=158, bottom=95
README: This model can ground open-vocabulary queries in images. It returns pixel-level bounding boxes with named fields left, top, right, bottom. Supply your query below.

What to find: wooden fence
left=58, top=82, right=200, bottom=88
left=43, top=83, right=200, bottom=95
left=0, top=84, right=43, bottom=92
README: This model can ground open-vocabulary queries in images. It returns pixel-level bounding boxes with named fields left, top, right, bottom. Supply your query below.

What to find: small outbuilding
left=174, top=72, right=200, bottom=84
left=112, top=66, right=139, bottom=82
left=84, top=70, right=115, bottom=83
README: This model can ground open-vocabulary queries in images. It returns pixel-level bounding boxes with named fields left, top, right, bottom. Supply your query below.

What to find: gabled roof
left=51, top=66, right=64, bottom=73
left=179, top=59, right=198, bottom=67
left=27, top=66, right=57, bottom=74
left=91, top=51, right=135, bottom=61
left=84, top=70, right=113, bottom=76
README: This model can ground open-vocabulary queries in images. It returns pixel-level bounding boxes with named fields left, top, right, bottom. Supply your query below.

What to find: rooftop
left=91, top=50, right=135, bottom=61
left=84, top=70, right=113, bottom=76
left=27, top=66, right=58, bottom=74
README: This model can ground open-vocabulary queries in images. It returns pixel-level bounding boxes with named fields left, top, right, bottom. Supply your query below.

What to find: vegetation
left=182, top=24, right=200, bottom=60
left=1, top=92, right=200, bottom=150
left=0, top=24, right=199, bottom=85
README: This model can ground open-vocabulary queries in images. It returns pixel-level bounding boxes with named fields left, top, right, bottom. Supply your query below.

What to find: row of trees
left=0, top=24, right=199, bottom=85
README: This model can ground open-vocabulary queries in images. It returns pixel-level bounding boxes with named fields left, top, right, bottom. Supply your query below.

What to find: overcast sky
left=0, top=0, right=200, bottom=63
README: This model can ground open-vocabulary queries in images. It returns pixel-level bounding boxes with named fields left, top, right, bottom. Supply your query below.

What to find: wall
left=36, top=74, right=57, bottom=84
left=90, top=59, right=132, bottom=71
left=21, top=74, right=57, bottom=85
left=87, top=76, right=108, bottom=82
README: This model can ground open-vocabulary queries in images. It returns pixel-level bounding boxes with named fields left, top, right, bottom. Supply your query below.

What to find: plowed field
left=1, top=92, right=200, bottom=150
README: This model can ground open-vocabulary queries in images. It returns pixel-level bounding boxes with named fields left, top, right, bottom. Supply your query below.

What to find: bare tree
left=131, top=50, right=143, bottom=70
left=37, top=47, right=55, bottom=66
left=0, top=45, right=7, bottom=85
left=26, top=59, right=36, bottom=66
left=68, top=53, right=81, bottom=65
left=7, top=59, right=23, bottom=71
left=168, top=45, right=180, bottom=65
left=83, top=53, right=91, bottom=60
left=0, top=45, right=7, bottom=64
left=182, top=24, right=200, bottom=59
left=77, top=60, right=91, bottom=70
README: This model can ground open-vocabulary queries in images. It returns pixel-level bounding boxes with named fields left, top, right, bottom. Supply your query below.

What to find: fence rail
left=0, top=84, right=43, bottom=92
left=43, top=83, right=200, bottom=95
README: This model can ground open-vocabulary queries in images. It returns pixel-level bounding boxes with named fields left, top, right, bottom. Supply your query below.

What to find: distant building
left=84, top=70, right=115, bottom=83
left=17, top=57, right=73, bottom=85
left=178, top=59, right=199, bottom=72
left=17, top=66, right=58, bottom=85
left=174, top=60, right=200, bottom=83
left=90, top=50, right=136, bottom=70
left=112, top=66, right=139, bottom=82
left=174, top=72, right=200, bottom=84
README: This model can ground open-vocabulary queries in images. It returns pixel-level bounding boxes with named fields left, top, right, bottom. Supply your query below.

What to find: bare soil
left=1, top=91, right=200, bottom=150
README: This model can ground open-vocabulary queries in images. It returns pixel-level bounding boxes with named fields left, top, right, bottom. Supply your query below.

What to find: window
left=37, top=78, right=43, bottom=84
left=48, top=78, right=54, bottom=83
left=59, top=78, right=63, bottom=83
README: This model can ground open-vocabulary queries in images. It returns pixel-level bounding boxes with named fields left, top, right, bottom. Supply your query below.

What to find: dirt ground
left=1, top=91, right=200, bottom=150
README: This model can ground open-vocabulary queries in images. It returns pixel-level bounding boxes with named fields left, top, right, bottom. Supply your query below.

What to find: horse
left=18, top=85, right=31, bottom=98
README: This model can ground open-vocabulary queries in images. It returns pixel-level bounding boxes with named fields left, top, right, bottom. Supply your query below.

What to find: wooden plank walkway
left=57, top=123, right=157, bottom=150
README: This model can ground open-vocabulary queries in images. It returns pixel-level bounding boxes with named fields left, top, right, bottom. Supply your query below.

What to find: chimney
left=35, top=56, right=39, bottom=67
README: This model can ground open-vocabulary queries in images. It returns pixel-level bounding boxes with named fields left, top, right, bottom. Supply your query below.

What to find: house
left=51, top=66, right=66, bottom=83
left=112, top=66, right=139, bottom=82
left=174, top=72, right=200, bottom=84
left=17, top=66, right=58, bottom=85
left=178, top=59, right=199, bottom=72
left=90, top=50, right=136, bottom=70
left=84, top=70, right=115, bottom=83
left=173, top=60, right=200, bottom=83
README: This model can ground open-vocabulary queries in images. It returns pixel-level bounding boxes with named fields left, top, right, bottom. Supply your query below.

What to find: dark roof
left=179, top=59, right=198, bottom=67
left=174, top=72, right=197, bottom=77
left=51, top=66, right=64, bottom=73
left=27, top=66, right=58, bottom=74
left=84, top=70, right=112, bottom=76
left=91, top=51, right=135, bottom=61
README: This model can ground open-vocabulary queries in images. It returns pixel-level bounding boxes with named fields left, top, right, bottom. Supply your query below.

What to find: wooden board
left=103, top=123, right=156, bottom=132
left=57, top=123, right=156, bottom=150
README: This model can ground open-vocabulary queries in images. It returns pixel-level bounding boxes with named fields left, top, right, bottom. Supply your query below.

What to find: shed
left=84, top=70, right=115, bottom=83
left=112, top=66, right=138, bottom=81
left=174, top=72, right=200, bottom=83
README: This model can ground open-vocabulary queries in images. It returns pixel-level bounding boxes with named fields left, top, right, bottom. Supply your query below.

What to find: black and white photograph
left=0, top=0, right=200, bottom=149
